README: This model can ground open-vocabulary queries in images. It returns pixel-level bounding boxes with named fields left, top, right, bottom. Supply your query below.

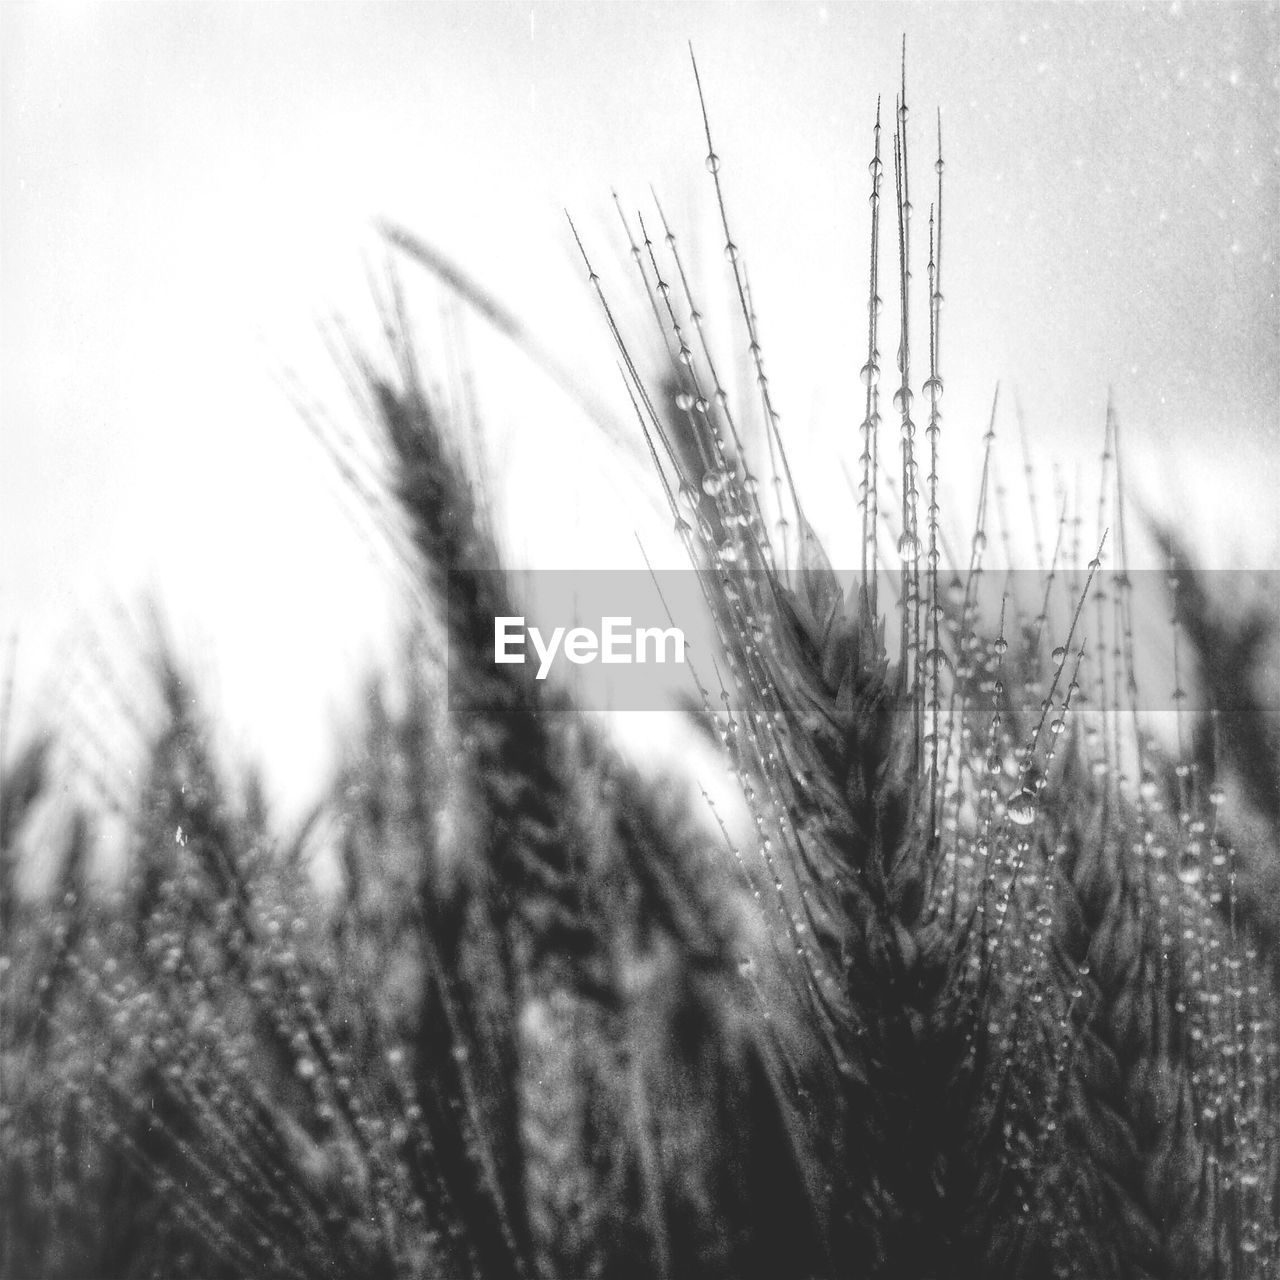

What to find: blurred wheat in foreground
left=3, top=54, right=1278, bottom=1280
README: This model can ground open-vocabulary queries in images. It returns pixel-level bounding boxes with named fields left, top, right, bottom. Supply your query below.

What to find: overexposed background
left=3, top=1, right=1277, bottom=815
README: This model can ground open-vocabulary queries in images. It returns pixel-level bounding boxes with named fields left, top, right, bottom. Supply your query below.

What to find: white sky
left=2, top=1, right=1277, bottom=816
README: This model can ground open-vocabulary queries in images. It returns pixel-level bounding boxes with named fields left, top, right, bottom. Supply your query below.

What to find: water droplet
left=1008, top=790, right=1037, bottom=826
left=1176, top=850, right=1203, bottom=885
left=702, top=471, right=725, bottom=497
left=724, top=242, right=740, bottom=263
left=898, top=532, right=920, bottom=563
left=675, top=391, right=694, bottom=412
left=706, top=152, right=721, bottom=174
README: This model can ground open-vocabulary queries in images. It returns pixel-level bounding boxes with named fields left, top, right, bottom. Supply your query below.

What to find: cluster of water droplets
left=579, top=58, right=1280, bottom=1268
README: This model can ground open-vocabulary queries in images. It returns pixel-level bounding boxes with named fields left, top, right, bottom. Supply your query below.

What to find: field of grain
left=2, top=6, right=1277, bottom=1278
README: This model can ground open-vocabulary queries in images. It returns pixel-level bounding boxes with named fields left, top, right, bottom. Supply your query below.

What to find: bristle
left=689, top=47, right=805, bottom=550
left=380, top=220, right=635, bottom=459
left=861, top=96, right=885, bottom=613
